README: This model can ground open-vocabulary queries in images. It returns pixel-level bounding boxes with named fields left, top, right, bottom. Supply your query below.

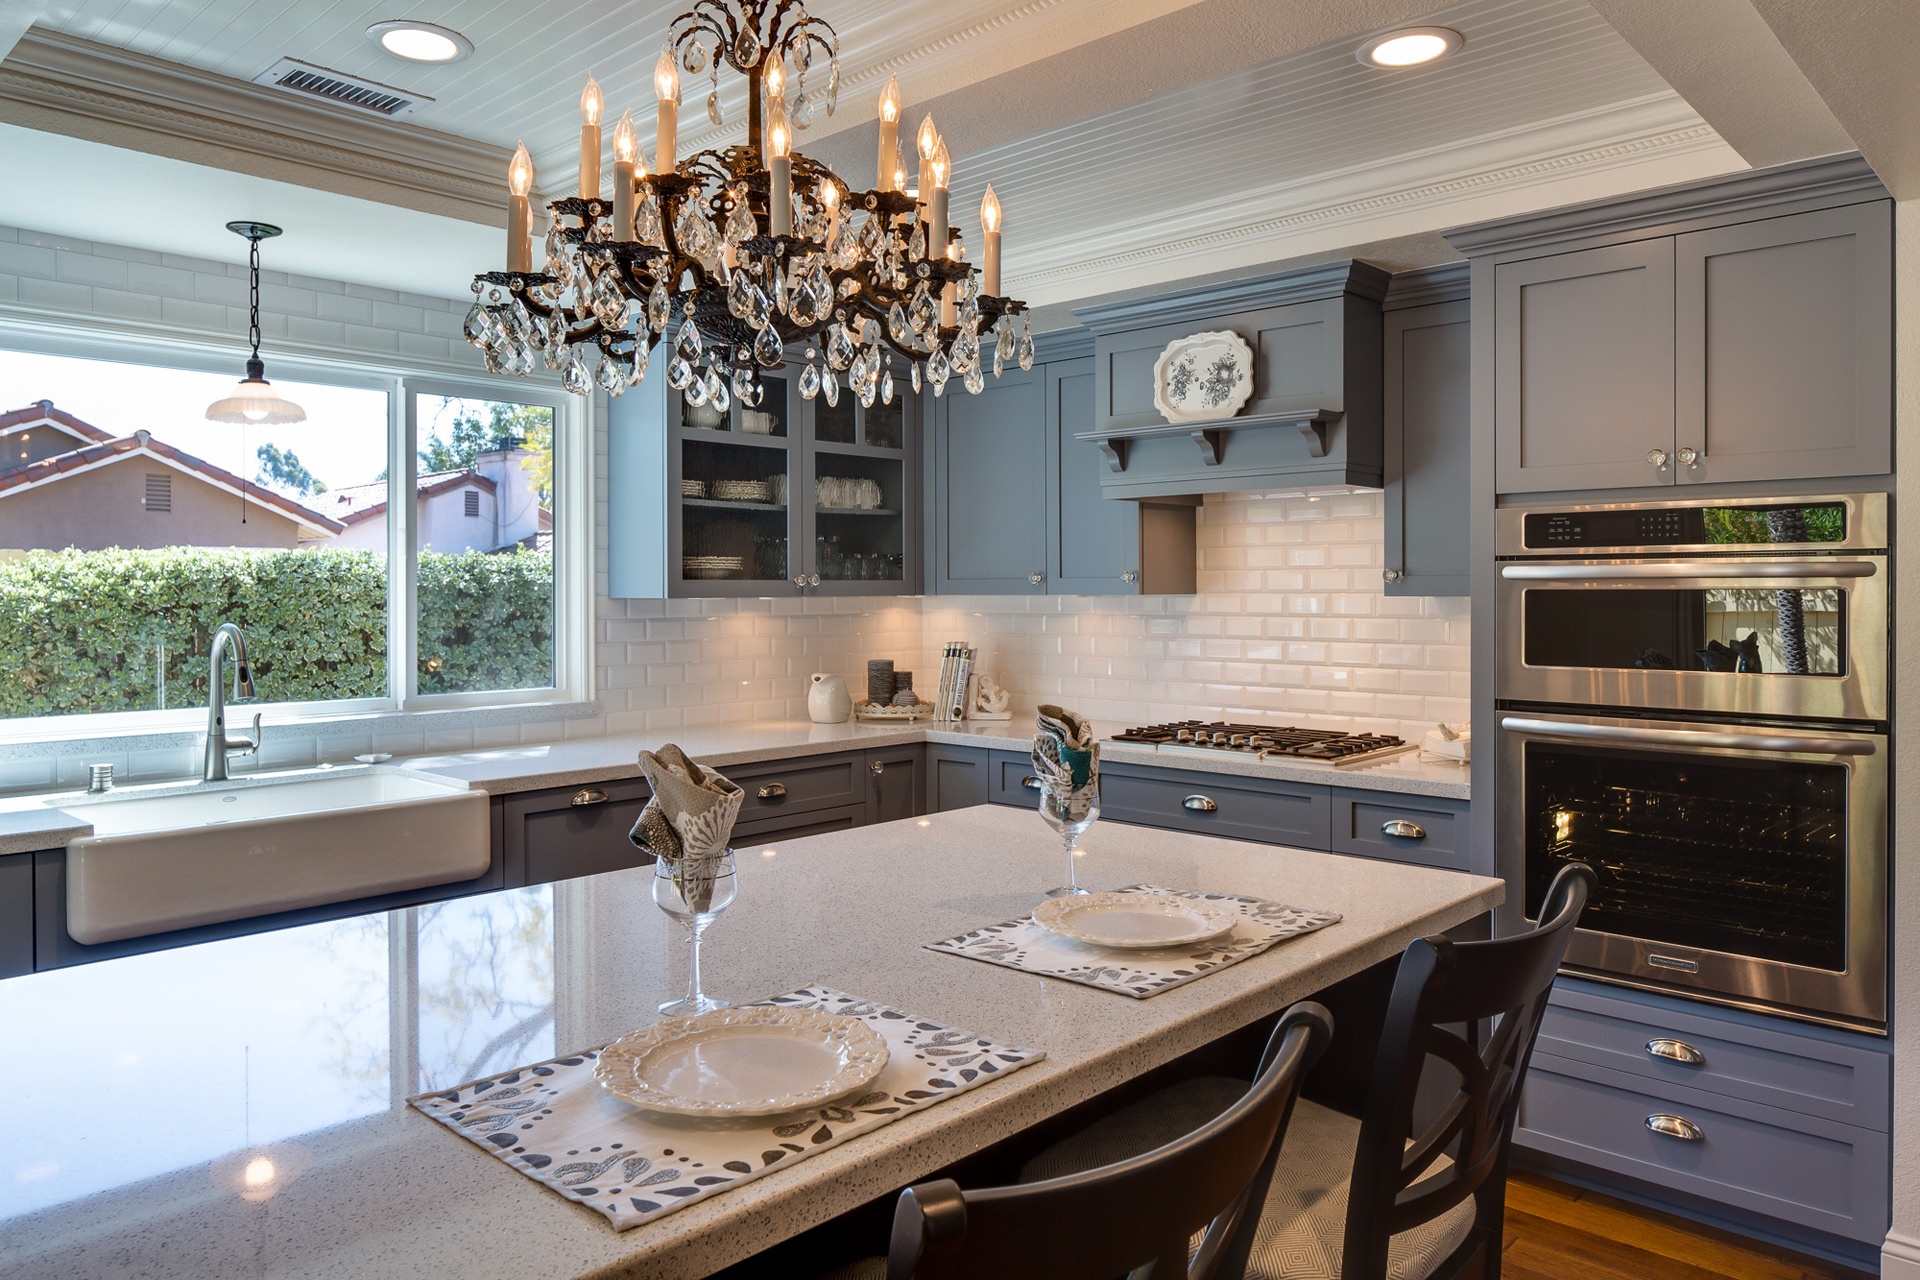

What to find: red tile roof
left=327, top=468, right=497, bottom=527
left=0, top=400, right=113, bottom=443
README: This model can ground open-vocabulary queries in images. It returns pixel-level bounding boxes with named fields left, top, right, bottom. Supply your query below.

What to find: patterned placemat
left=927, top=885, right=1342, bottom=999
left=408, top=987, right=1043, bottom=1232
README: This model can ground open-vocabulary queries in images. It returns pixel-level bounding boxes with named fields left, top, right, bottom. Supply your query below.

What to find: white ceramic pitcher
left=808, top=672, right=853, bottom=723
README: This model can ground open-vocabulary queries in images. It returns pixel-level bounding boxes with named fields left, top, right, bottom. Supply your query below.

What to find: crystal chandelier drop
left=461, top=0, right=1033, bottom=405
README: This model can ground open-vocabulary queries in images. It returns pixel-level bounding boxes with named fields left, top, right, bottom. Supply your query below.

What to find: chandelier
left=461, top=0, right=1032, bottom=412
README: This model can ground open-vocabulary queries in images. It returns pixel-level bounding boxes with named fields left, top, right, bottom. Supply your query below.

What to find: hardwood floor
left=1503, top=1173, right=1875, bottom=1280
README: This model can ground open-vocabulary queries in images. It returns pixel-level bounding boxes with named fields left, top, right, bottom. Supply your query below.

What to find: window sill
left=0, top=700, right=603, bottom=765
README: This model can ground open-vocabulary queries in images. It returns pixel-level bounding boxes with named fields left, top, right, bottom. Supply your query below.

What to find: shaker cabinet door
left=928, top=367, right=1048, bottom=593
left=1046, top=357, right=1142, bottom=595
left=1675, top=202, right=1892, bottom=486
left=1384, top=300, right=1470, bottom=596
left=1495, top=240, right=1676, bottom=494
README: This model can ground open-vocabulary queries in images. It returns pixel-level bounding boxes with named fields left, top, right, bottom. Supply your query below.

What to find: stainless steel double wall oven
left=1496, top=494, right=1888, bottom=1028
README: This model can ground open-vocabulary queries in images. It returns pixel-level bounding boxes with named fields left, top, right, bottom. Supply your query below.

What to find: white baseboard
left=1882, top=1230, right=1920, bottom=1278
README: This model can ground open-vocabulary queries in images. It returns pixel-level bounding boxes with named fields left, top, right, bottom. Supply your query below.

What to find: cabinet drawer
left=1330, top=791, right=1468, bottom=870
left=730, top=753, right=866, bottom=822
left=1538, top=983, right=1890, bottom=1130
left=989, top=749, right=1042, bottom=809
left=1099, top=765, right=1329, bottom=849
left=1518, top=1054, right=1889, bottom=1244
left=504, top=778, right=654, bottom=887
left=734, top=804, right=864, bottom=843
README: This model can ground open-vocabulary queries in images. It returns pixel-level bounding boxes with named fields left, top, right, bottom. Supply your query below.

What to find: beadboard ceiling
left=7, top=0, right=1751, bottom=303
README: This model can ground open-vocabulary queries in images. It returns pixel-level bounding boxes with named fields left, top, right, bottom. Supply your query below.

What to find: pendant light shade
left=207, top=221, right=306, bottom=425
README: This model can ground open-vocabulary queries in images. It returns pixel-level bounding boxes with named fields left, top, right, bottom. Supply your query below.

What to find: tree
left=417, top=399, right=553, bottom=506
left=256, top=443, right=326, bottom=495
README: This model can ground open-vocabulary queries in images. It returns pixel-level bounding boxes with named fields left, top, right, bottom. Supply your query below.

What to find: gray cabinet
left=927, top=366, right=1049, bottom=594
left=1099, top=764, right=1331, bottom=850
left=1383, top=293, right=1470, bottom=597
left=925, top=744, right=989, bottom=811
left=502, top=778, right=653, bottom=888
left=1674, top=203, right=1891, bottom=485
left=1, top=852, right=31, bottom=979
left=730, top=752, right=867, bottom=824
left=1495, top=239, right=1676, bottom=494
left=988, top=749, right=1042, bottom=809
left=1330, top=791, right=1468, bottom=871
left=865, top=745, right=924, bottom=824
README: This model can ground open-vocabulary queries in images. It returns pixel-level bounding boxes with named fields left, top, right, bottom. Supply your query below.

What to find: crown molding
left=0, top=28, right=516, bottom=225
left=1072, top=260, right=1390, bottom=334
left=1382, top=261, right=1469, bottom=310
left=1443, top=151, right=1884, bottom=257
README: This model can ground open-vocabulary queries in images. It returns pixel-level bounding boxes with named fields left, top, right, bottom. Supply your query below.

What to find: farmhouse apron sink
left=55, top=770, right=490, bottom=944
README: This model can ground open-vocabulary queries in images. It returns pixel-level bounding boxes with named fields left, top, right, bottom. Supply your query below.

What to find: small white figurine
left=970, top=674, right=1013, bottom=721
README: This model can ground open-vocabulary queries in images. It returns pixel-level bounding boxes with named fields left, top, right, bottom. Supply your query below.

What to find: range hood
left=1069, top=261, right=1389, bottom=497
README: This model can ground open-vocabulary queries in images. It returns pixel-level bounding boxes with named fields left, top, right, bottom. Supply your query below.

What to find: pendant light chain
left=247, top=233, right=264, bottom=363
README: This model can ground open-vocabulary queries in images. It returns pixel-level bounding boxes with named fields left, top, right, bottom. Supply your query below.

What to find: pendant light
left=206, top=221, right=307, bottom=425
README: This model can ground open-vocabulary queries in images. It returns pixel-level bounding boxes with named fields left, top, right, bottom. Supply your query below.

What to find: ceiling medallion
left=462, top=0, right=1033, bottom=404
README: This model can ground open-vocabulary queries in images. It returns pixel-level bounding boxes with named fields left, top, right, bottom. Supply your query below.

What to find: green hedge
left=0, top=546, right=552, bottom=718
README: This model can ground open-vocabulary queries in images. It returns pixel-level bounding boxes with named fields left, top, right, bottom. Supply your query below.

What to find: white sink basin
left=56, top=770, right=491, bottom=944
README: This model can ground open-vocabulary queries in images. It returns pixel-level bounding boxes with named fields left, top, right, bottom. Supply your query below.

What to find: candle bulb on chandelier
left=915, top=115, right=938, bottom=217
left=764, top=51, right=787, bottom=114
left=506, top=141, right=533, bottom=272
left=654, top=48, right=680, bottom=173
left=612, top=109, right=641, bottom=242
left=876, top=75, right=901, bottom=191
left=578, top=74, right=603, bottom=198
left=927, top=135, right=951, bottom=260
left=980, top=184, right=1002, bottom=296
left=819, top=180, right=841, bottom=243
left=768, top=108, right=794, bottom=237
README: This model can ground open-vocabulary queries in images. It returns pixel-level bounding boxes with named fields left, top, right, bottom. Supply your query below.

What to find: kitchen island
left=0, top=805, right=1501, bottom=1280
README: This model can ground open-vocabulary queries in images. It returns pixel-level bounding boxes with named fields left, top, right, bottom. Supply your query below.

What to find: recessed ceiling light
left=1356, top=26, right=1463, bottom=69
left=366, top=20, right=473, bottom=63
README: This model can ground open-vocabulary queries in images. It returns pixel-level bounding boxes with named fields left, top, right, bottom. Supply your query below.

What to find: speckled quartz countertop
left=0, top=714, right=1469, bottom=855
left=0, top=805, right=1503, bottom=1280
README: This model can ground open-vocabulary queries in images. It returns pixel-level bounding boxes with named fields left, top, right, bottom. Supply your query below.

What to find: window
left=0, top=344, right=581, bottom=733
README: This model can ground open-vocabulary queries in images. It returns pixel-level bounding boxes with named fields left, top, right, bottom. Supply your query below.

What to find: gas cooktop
left=1109, top=721, right=1413, bottom=768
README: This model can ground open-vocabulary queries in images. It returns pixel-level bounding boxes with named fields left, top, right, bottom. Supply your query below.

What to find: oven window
left=1523, top=743, right=1848, bottom=971
left=1523, top=588, right=1843, bottom=676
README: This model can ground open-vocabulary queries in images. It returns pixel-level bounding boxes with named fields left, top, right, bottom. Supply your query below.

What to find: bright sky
left=0, top=350, right=529, bottom=499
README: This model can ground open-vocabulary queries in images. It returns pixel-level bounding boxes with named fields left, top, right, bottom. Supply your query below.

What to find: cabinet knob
left=571, top=788, right=608, bottom=807
left=757, top=782, right=787, bottom=800
left=1677, top=446, right=1700, bottom=469
left=1646, top=1037, right=1705, bottom=1065
left=792, top=574, right=808, bottom=588
left=1029, top=571, right=1045, bottom=586
left=1383, top=569, right=1403, bottom=583
left=870, top=761, right=885, bottom=775
left=1644, top=1113, right=1704, bottom=1142
left=807, top=573, right=821, bottom=587
left=1121, top=570, right=1138, bottom=584
left=1646, top=448, right=1670, bottom=471
left=1381, top=819, right=1426, bottom=840
left=1183, top=794, right=1219, bottom=812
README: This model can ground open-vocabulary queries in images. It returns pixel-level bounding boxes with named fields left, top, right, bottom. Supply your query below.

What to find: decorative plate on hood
left=1151, top=329, right=1255, bottom=424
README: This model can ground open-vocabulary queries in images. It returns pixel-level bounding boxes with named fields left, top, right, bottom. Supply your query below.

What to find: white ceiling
left=0, top=0, right=1784, bottom=306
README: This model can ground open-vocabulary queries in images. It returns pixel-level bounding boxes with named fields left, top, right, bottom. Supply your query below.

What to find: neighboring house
left=0, top=400, right=343, bottom=552
left=325, top=446, right=550, bottom=554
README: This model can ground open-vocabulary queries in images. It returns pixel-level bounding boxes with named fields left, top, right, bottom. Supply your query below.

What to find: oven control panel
left=1522, top=501, right=1846, bottom=551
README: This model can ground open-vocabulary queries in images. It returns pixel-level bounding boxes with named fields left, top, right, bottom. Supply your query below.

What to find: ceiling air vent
left=252, top=58, right=430, bottom=118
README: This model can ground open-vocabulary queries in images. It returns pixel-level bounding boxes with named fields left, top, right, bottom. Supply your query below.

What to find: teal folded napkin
left=1032, top=704, right=1098, bottom=794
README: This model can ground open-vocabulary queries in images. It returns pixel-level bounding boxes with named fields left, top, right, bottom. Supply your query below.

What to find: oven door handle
left=1500, top=560, right=1878, bottom=581
left=1500, top=717, right=1877, bottom=757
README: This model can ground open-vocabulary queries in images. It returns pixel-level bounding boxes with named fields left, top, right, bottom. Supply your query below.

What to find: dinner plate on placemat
left=595, top=1005, right=890, bottom=1117
left=1032, top=891, right=1239, bottom=949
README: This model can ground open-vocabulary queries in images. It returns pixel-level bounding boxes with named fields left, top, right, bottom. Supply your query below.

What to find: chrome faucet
left=204, top=622, right=261, bottom=782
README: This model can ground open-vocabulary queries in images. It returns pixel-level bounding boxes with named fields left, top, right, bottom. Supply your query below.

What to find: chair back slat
left=1342, top=863, right=1595, bottom=1280
left=886, top=1002, right=1335, bottom=1280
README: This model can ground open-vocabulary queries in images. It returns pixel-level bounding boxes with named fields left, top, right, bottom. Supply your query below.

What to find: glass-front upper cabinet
left=605, top=352, right=920, bottom=599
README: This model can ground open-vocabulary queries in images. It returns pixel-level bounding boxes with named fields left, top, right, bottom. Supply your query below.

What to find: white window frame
left=0, top=320, right=592, bottom=744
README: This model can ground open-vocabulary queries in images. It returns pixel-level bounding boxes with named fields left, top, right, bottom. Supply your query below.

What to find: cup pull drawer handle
left=1381, top=819, right=1426, bottom=839
left=757, top=783, right=787, bottom=800
left=571, top=788, right=608, bottom=807
left=1184, top=794, right=1218, bottom=812
left=1645, top=1113, right=1704, bottom=1142
left=1022, top=776, right=1043, bottom=790
left=1646, top=1038, right=1705, bottom=1065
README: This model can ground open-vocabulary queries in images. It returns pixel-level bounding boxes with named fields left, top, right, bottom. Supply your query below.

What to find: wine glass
left=653, top=850, right=738, bottom=1016
left=1038, top=783, right=1098, bottom=897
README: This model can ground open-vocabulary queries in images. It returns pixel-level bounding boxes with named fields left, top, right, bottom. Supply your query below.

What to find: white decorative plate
left=1151, top=329, right=1255, bottom=424
left=595, top=1006, right=891, bottom=1117
left=1032, top=891, right=1240, bottom=949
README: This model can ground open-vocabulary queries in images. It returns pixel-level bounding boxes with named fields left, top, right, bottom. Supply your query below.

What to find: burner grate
left=1111, top=721, right=1407, bottom=761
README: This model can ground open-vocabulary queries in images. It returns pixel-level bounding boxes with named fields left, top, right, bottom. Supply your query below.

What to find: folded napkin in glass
left=629, top=743, right=744, bottom=909
left=409, top=987, right=1044, bottom=1231
left=927, top=885, right=1341, bottom=999
left=1032, top=703, right=1099, bottom=815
